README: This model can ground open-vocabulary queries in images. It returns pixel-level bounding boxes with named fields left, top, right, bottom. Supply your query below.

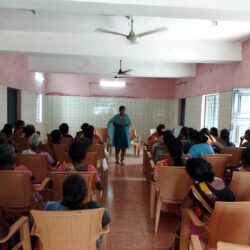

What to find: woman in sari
left=178, top=158, right=235, bottom=250
left=107, top=106, right=131, bottom=165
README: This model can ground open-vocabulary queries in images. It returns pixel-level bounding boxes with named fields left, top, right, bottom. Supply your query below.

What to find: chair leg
left=150, top=181, right=156, bottom=218
left=20, top=219, right=32, bottom=250
left=154, top=198, right=162, bottom=233
left=180, top=208, right=191, bottom=250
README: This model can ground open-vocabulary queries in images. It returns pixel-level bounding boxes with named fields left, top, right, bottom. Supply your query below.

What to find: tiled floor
left=103, top=150, right=178, bottom=250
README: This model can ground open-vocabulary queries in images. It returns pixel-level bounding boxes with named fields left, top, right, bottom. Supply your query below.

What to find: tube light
left=35, top=72, right=44, bottom=83
left=100, top=80, right=126, bottom=88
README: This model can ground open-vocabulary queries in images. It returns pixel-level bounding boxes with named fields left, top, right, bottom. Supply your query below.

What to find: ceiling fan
left=96, top=17, right=167, bottom=43
left=114, top=60, right=133, bottom=76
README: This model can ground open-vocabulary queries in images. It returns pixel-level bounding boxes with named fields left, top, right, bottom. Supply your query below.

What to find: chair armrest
left=102, top=225, right=110, bottom=234
left=0, top=216, right=29, bottom=243
left=33, top=177, right=51, bottom=191
left=190, top=235, right=203, bottom=250
left=186, top=209, right=206, bottom=227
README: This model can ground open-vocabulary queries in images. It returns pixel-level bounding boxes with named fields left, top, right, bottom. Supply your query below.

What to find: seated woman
left=156, top=138, right=187, bottom=167
left=75, top=123, right=89, bottom=140
left=209, top=127, right=219, bottom=140
left=13, top=120, right=25, bottom=137
left=153, top=130, right=174, bottom=164
left=22, top=133, right=55, bottom=166
left=23, top=124, right=36, bottom=138
left=240, top=129, right=250, bottom=148
left=216, top=129, right=235, bottom=148
left=44, top=174, right=110, bottom=250
left=177, top=126, right=189, bottom=141
left=148, top=124, right=165, bottom=141
left=200, top=128, right=216, bottom=145
left=153, top=138, right=187, bottom=181
left=56, top=139, right=103, bottom=190
left=179, top=158, right=235, bottom=249
left=85, top=125, right=103, bottom=144
left=188, top=130, right=214, bottom=158
left=0, top=143, right=31, bottom=175
left=59, top=123, right=73, bottom=139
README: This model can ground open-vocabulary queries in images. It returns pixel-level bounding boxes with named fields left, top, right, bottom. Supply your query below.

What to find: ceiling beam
left=0, top=30, right=242, bottom=63
left=1, top=0, right=250, bottom=21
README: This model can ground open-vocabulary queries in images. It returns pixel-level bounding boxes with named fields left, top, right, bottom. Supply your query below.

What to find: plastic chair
left=154, top=166, right=193, bottom=232
left=221, top=147, right=245, bottom=166
left=50, top=171, right=96, bottom=202
left=12, top=137, right=29, bottom=152
left=181, top=202, right=250, bottom=250
left=230, top=171, right=250, bottom=201
left=31, top=209, right=109, bottom=250
left=53, top=144, right=67, bottom=164
left=0, top=171, right=49, bottom=214
left=15, top=154, right=49, bottom=183
left=130, top=128, right=141, bottom=156
left=63, top=152, right=98, bottom=168
left=202, top=154, right=232, bottom=178
left=61, top=138, right=73, bottom=150
left=150, top=128, right=157, bottom=135
left=0, top=216, right=32, bottom=250
left=95, top=128, right=108, bottom=143
left=217, top=242, right=250, bottom=250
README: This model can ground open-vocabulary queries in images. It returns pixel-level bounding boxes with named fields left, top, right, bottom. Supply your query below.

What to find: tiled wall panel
left=45, top=96, right=176, bottom=141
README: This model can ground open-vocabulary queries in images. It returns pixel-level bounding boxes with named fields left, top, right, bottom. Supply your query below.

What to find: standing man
left=108, top=106, right=131, bottom=165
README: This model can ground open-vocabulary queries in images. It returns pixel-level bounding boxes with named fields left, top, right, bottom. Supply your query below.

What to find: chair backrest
left=95, top=128, right=108, bottom=142
left=158, top=166, right=193, bottom=202
left=63, top=152, right=98, bottom=168
left=31, top=208, right=105, bottom=250
left=158, top=154, right=169, bottom=161
left=88, top=144, right=105, bottom=161
left=15, top=154, right=49, bottom=182
left=13, top=137, right=29, bottom=152
left=202, top=154, right=232, bottom=178
left=230, top=171, right=250, bottom=201
left=50, top=172, right=96, bottom=202
left=61, top=138, right=73, bottom=150
left=0, top=171, right=32, bottom=212
left=40, top=143, right=53, bottom=156
left=53, top=144, right=67, bottom=164
left=147, top=140, right=159, bottom=153
left=130, top=128, right=136, bottom=141
left=217, top=242, right=250, bottom=250
left=153, top=145, right=168, bottom=154
left=206, top=201, right=250, bottom=249
left=221, top=147, right=245, bottom=165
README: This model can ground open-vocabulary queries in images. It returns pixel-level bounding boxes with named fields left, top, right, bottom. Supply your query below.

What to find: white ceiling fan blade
left=120, top=69, right=133, bottom=74
left=96, top=28, right=127, bottom=37
left=136, top=27, right=168, bottom=38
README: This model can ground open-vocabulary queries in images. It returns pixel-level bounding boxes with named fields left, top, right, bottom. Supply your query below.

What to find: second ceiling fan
left=96, top=17, right=167, bottom=43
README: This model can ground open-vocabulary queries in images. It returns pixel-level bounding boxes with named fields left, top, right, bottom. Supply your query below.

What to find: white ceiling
left=0, top=1, right=250, bottom=78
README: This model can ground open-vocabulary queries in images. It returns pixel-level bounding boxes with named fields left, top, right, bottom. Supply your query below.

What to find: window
left=203, top=94, right=219, bottom=129
left=36, top=94, right=42, bottom=123
left=231, top=89, right=250, bottom=145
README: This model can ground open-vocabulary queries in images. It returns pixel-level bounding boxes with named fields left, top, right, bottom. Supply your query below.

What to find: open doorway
left=7, top=87, right=18, bottom=126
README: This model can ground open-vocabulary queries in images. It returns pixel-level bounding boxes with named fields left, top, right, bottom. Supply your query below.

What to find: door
left=7, top=87, right=18, bottom=126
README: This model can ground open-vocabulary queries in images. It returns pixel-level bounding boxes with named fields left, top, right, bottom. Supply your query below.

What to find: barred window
left=204, top=94, right=219, bottom=129
left=36, top=94, right=42, bottom=123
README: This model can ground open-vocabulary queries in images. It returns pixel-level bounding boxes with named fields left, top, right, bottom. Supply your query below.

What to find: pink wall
left=175, top=39, right=250, bottom=99
left=45, top=74, right=175, bottom=99
left=0, top=54, right=45, bottom=94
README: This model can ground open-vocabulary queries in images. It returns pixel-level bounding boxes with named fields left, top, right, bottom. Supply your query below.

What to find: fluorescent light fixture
left=35, top=72, right=44, bottom=83
left=100, top=80, right=126, bottom=88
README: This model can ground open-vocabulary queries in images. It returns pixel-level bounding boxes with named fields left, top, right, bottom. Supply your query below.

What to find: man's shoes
left=121, top=160, right=125, bottom=165
left=115, top=160, right=120, bottom=165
